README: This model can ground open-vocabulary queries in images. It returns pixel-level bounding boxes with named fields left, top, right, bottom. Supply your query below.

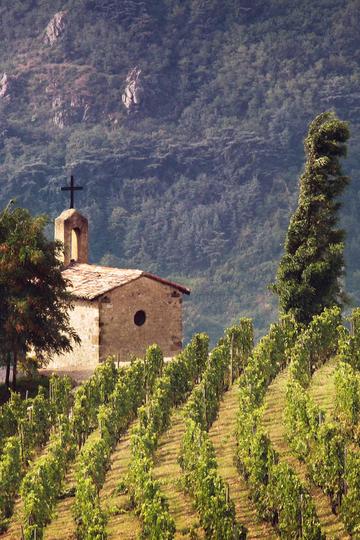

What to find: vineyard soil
left=100, top=419, right=141, bottom=540
left=208, top=382, right=278, bottom=540
left=152, top=405, right=204, bottom=539
left=263, top=366, right=348, bottom=538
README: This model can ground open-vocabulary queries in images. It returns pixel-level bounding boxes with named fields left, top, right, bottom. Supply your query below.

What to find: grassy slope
left=99, top=419, right=141, bottom=540
left=208, top=382, right=278, bottom=539
left=152, top=406, right=204, bottom=540
left=262, top=362, right=349, bottom=539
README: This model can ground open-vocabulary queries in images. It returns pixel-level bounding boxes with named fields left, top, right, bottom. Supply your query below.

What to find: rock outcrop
left=0, top=73, right=11, bottom=99
left=122, top=67, right=143, bottom=111
left=51, top=94, right=92, bottom=128
left=44, top=11, right=68, bottom=45
left=51, top=96, right=68, bottom=129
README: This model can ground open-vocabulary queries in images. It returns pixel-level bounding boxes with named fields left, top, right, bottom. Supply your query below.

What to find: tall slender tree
left=0, top=204, right=79, bottom=389
left=272, top=111, right=350, bottom=325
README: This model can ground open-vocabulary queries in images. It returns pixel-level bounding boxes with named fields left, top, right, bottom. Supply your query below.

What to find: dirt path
left=263, top=367, right=349, bottom=539
left=152, top=406, right=204, bottom=539
left=209, top=382, right=278, bottom=540
left=100, top=420, right=141, bottom=540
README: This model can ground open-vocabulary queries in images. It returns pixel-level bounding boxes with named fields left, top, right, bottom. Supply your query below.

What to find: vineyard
left=0, top=311, right=360, bottom=539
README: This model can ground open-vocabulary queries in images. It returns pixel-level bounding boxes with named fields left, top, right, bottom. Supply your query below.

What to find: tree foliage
left=1, top=1, right=360, bottom=340
left=0, top=204, right=79, bottom=388
left=273, top=112, right=350, bottom=325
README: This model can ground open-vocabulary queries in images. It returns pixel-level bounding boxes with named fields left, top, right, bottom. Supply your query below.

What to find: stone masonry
left=48, top=205, right=189, bottom=374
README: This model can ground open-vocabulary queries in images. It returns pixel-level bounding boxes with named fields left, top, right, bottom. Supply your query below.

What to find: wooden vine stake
left=230, top=333, right=234, bottom=386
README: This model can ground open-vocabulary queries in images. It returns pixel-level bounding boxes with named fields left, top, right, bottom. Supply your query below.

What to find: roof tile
left=62, top=263, right=190, bottom=300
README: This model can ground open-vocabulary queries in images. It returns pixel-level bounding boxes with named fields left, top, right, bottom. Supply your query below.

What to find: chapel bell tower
left=55, top=175, right=88, bottom=266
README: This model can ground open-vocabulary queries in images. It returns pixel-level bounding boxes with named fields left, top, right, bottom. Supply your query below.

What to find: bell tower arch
left=55, top=209, right=89, bottom=266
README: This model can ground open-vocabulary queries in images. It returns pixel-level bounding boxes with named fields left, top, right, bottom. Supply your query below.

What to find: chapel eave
left=62, top=262, right=191, bottom=301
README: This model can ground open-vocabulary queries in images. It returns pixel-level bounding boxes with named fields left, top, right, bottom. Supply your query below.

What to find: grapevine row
left=179, top=319, right=253, bottom=539
left=284, top=307, right=360, bottom=535
left=236, top=317, right=323, bottom=538
left=19, top=359, right=119, bottom=539
left=74, top=355, right=147, bottom=539
left=128, top=333, right=209, bottom=539
left=0, top=374, right=72, bottom=531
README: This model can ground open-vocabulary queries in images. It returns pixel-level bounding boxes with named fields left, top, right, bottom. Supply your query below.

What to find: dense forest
left=0, top=0, right=359, bottom=341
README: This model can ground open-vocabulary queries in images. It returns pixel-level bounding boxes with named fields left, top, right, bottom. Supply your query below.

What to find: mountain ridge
left=0, top=0, right=359, bottom=342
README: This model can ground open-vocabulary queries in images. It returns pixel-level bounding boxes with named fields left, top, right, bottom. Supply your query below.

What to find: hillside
left=0, top=0, right=359, bottom=341
left=3, top=315, right=358, bottom=539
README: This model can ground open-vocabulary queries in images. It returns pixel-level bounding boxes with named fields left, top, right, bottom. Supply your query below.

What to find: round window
left=134, top=310, right=146, bottom=326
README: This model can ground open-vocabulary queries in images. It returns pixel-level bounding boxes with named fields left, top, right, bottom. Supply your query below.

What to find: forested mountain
left=0, top=0, right=359, bottom=341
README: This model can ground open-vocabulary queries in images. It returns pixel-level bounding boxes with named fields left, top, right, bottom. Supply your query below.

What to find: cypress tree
left=273, top=111, right=350, bottom=325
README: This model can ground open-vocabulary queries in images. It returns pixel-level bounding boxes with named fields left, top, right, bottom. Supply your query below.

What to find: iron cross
left=61, top=175, right=83, bottom=209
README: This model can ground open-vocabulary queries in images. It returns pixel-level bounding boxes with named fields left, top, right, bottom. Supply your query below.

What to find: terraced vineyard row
left=1, top=310, right=360, bottom=539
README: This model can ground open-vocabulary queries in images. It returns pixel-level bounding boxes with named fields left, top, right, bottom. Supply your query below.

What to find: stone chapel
left=48, top=204, right=190, bottom=372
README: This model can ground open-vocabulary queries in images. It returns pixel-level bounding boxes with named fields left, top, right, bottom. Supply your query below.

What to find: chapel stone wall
left=47, top=299, right=100, bottom=371
left=99, top=276, right=183, bottom=362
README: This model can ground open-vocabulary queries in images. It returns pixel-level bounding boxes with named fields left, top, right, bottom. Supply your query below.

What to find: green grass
left=262, top=364, right=349, bottom=539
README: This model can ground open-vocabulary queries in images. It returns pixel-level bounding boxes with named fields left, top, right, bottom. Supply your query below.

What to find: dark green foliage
left=273, top=112, right=350, bottom=324
left=21, top=360, right=119, bottom=539
left=128, top=334, right=209, bottom=539
left=341, top=451, right=360, bottom=535
left=0, top=204, right=79, bottom=387
left=179, top=325, right=252, bottom=538
left=1, top=1, right=360, bottom=341
left=236, top=319, right=322, bottom=538
left=0, top=437, right=21, bottom=522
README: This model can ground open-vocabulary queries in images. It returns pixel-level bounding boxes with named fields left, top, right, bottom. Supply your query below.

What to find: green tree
left=0, top=203, right=79, bottom=389
left=273, top=112, right=350, bottom=325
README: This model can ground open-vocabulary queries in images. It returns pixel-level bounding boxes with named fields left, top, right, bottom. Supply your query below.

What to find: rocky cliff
left=0, top=0, right=359, bottom=341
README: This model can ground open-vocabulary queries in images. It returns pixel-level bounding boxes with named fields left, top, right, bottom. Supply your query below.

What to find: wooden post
left=19, top=423, right=24, bottom=463
left=350, top=319, right=354, bottom=337
left=203, top=383, right=207, bottom=428
left=230, top=333, right=234, bottom=385
left=299, top=493, right=303, bottom=537
left=225, top=482, right=230, bottom=504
